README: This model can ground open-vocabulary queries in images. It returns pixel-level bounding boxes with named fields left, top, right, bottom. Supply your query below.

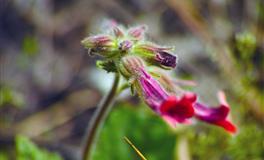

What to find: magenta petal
left=162, top=115, right=192, bottom=128
left=194, top=103, right=229, bottom=121
left=136, top=69, right=196, bottom=127
left=193, top=92, right=237, bottom=134
left=162, top=115, right=178, bottom=128
left=137, top=68, right=169, bottom=110
left=160, top=94, right=196, bottom=125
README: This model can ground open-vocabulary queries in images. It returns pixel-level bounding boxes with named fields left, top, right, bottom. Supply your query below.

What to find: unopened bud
left=155, top=51, right=177, bottom=68
left=102, top=20, right=125, bottom=37
left=113, top=26, right=125, bottom=38
left=119, top=40, right=133, bottom=52
left=81, top=35, right=115, bottom=56
left=128, top=25, right=147, bottom=40
left=133, top=43, right=177, bottom=68
left=119, top=56, right=145, bottom=78
left=136, top=43, right=173, bottom=53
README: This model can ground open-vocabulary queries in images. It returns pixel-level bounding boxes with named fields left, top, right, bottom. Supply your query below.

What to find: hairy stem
left=82, top=73, right=120, bottom=160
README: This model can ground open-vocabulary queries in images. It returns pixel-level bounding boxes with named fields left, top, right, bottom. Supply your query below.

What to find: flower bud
left=119, top=40, right=133, bottom=52
left=113, top=26, right=125, bottom=38
left=134, top=43, right=177, bottom=68
left=155, top=51, right=177, bottom=68
left=136, top=43, right=173, bottom=53
left=119, top=55, right=145, bottom=78
left=102, top=20, right=125, bottom=37
left=128, top=25, right=147, bottom=40
left=81, top=35, right=115, bottom=56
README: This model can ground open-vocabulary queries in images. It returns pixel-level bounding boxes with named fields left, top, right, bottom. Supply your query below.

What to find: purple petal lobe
left=155, top=51, right=177, bottom=68
left=193, top=92, right=237, bottom=134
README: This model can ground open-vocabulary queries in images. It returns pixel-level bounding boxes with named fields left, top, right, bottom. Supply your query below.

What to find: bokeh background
left=0, top=0, right=264, bottom=160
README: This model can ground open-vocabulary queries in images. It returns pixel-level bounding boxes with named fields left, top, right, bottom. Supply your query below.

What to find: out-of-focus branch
left=164, top=0, right=211, bottom=43
left=5, top=89, right=101, bottom=138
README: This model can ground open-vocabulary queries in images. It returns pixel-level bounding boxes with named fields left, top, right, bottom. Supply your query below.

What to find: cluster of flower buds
left=82, top=22, right=237, bottom=134
left=82, top=22, right=177, bottom=69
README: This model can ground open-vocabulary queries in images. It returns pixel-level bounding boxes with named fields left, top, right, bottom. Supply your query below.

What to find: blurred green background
left=0, top=0, right=264, bottom=159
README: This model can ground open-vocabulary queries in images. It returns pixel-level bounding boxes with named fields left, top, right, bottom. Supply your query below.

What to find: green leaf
left=0, top=152, right=8, bottom=160
left=15, top=135, right=63, bottom=160
left=92, top=102, right=176, bottom=160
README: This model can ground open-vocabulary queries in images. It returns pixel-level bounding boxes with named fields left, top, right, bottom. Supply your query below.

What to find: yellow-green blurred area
left=0, top=0, right=264, bottom=159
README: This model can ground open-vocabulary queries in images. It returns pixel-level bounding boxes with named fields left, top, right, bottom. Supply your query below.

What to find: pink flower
left=133, top=67, right=237, bottom=133
left=160, top=93, right=196, bottom=127
left=193, top=92, right=237, bottom=134
left=135, top=68, right=196, bottom=126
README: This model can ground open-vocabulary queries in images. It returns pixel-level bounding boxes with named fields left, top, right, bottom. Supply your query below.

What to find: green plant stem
left=176, top=135, right=191, bottom=160
left=82, top=73, right=120, bottom=160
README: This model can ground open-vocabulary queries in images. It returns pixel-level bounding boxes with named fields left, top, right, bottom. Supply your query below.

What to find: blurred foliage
left=257, top=0, right=264, bottom=24
left=0, top=152, right=8, bottom=160
left=227, top=124, right=264, bottom=160
left=187, top=124, right=264, bottom=160
left=0, top=86, right=24, bottom=108
left=235, top=32, right=256, bottom=60
left=92, top=102, right=176, bottom=160
left=187, top=126, right=230, bottom=160
left=15, top=135, right=63, bottom=160
left=22, top=35, right=39, bottom=57
left=232, top=31, right=264, bottom=94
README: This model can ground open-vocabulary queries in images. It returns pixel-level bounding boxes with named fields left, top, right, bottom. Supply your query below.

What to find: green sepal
left=96, top=60, right=117, bottom=73
left=148, top=70, right=161, bottom=79
left=128, top=78, right=137, bottom=96
left=130, top=85, right=135, bottom=95
left=117, top=82, right=130, bottom=94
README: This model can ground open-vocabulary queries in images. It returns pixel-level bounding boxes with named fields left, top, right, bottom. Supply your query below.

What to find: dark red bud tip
left=215, top=120, right=237, bottom=134
left=155, top=51, right=177, bottom=68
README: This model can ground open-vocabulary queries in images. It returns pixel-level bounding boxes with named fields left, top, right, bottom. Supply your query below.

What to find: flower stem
left=82, top=73, right=120, bottom=160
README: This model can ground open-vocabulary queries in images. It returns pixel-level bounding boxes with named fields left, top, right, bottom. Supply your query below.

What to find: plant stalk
left=82, top=73, right=120, bottom=160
